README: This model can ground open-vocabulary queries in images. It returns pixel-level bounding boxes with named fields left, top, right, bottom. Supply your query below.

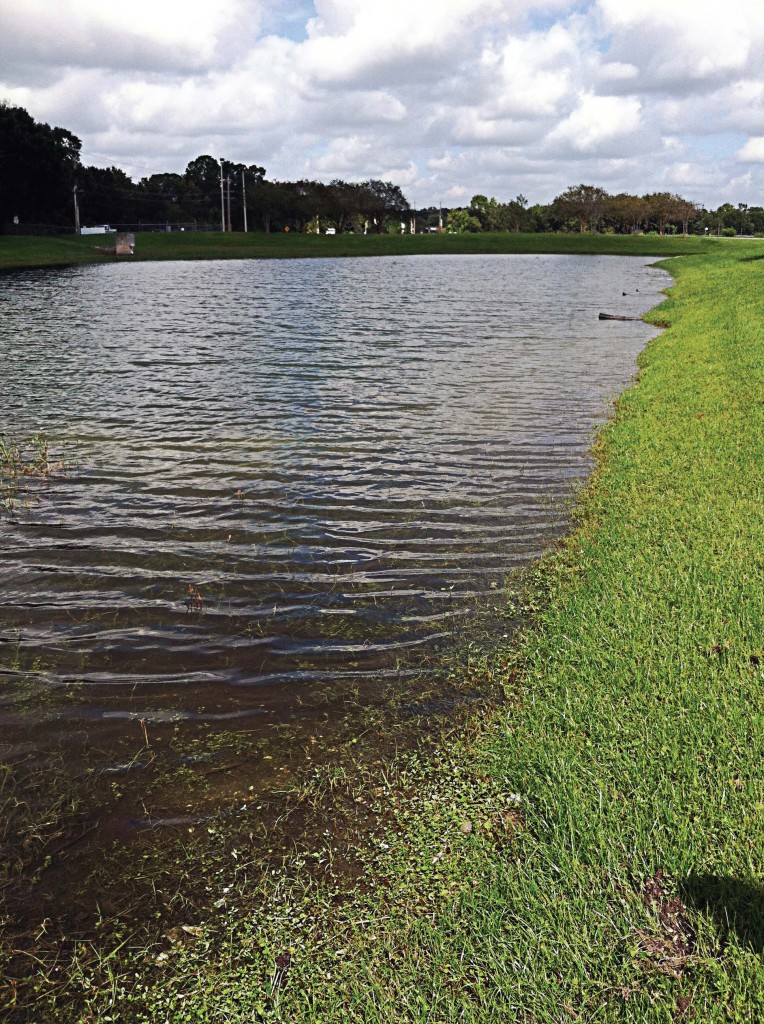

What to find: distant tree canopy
left=2, top=104, right=763, bottom=237
left=0, top=104, right=411, bottom=234
left=444, top=185, right=722, bottom=237
left=466, top=193, right=530, bottom=232
left=553, top=184, right=610, bottom=233
left=0, top=102, right=82, bottom=226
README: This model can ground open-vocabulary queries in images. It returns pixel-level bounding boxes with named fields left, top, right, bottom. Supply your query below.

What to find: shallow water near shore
left=0, top=253, right=668, bottom=831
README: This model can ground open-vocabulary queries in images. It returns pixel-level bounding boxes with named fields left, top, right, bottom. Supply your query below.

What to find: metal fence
left=1, top=223, right=77, bottom=236
left=1, top=221, right=216, bottom=236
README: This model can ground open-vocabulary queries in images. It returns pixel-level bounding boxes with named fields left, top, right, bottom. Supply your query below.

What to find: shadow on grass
left=681, top=874, right=764, bottom=954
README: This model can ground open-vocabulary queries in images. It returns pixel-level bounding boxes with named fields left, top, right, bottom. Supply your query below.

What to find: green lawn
left=4, top=237, right=764, bottom=1022
left=0, top=229, right=724, bottom=272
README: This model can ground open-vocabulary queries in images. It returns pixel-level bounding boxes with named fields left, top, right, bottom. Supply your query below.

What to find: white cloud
left=300, top=0, right=508, bottom=87
left=737, top=137, right=764, bottom=162
left=308, top=136, right=416, bottom=182
left=598, top=62, right=638, bottom=85
left=483, top=25, right=577, bottom=118
left=451, top=117, right=542, bottom=147
left=1, top=0, right=764, bottom=207
left=0, top=0, right=247, bottom=75
left=548, top=93, right=643, bottom=153
left=77, top=0, right=243, bottom=51
left=598, top=0, right=764, bottom=92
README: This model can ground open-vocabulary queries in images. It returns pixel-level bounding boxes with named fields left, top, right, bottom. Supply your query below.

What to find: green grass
left=4, top=240, right=764, bottom=1022
left=0, top=229, right=728, bottom=272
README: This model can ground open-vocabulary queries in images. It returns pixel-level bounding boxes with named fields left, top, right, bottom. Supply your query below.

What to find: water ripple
left=0, top=253, right=669, bottom=756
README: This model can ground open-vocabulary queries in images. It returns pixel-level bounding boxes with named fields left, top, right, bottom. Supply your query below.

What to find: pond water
left=0, top=254, right=669, bottom=776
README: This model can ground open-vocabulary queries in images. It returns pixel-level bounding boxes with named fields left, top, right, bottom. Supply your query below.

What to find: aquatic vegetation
left=0, top=432, right=59, bottom=512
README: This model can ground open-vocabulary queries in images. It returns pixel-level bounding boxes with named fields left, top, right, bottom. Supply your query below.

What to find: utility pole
left=225, top=176, right=232, bottom=232
left=73, top=184, right=81, bottom=234
left=219, top=160, right=226, bottom=232
left=242, top=169, right=248, bottom=233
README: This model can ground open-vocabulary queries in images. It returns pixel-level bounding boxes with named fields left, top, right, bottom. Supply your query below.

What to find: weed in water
left=0, top=432, right=60, bottom=512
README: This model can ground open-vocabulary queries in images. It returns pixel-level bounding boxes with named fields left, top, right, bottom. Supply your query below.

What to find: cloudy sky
left=2, top=0, right=764, bottom=208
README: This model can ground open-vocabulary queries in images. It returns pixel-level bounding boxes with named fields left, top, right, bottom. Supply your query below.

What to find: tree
left=469, top=194, right=492, bottom=231
left=607, top=193, right=648, bottom=234
left=470, top=194, right=518, bottom=232
left=504, top=194, right=530, bottom=232
left=553, top=184, right=609, bottom=233
left=79, top=165, right=140, bottom=225
left=240, top=163, right=266, bottom=230
left=244, top=179, right=282, bottom=232
left=324, top=180, right=364, bottom=232
left=136, top=172, right=190, bottom=224
left=286, top=180, right=329, bottom=232
left=357, top=180, right=409, bottom=232
left=180, top=155, right=223, bottom=225
left=708, top=202, right=736, bottom=237
left=643, top=192, right=685, bottom=235
left=747, top=207, right=764, bottom=235
left=184, top=155, right=220, bottom=197
left=446, top=208, right=481, bottom=233
left=0, top=102, right=82, bottom=228
left=673, top=197, right=700, bottom=236
left=528, top=202, right=560, bottom=233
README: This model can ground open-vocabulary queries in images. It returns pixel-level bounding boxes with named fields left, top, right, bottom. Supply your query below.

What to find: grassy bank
left=4, top=241, right=764, bottom=1022
left=0, top=229, right=722, bottom=272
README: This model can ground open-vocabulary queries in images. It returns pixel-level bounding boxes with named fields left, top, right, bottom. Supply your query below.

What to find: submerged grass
left=3, top=240, right=764, bottom=1021
left=0, top=433, right=59, bottom=512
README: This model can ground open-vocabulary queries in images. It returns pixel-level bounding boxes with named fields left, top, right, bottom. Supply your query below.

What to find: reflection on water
left=0, top=254, right=668, bottom=763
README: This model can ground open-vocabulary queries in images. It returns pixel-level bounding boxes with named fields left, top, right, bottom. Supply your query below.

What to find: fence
left=1, top=222, right=215, bottom=236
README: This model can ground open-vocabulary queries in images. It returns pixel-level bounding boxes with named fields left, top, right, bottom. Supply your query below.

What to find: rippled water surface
left=0, top=254, right=668, bottom=764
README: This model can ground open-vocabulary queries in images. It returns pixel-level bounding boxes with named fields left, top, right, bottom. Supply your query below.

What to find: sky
left=1, top=0, right=764, bottom=209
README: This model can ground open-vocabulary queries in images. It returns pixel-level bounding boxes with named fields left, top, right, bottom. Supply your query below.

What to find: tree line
left=446, top=185, right=764, bottom=237
left=0, top=103, right=409, bottom=234
left=76, top=157, right=411, bottom=234
left=2, top=102, right=761, bottom=237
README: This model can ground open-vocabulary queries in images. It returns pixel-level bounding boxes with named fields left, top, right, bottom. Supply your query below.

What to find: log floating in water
left=599, top=312, right=641, bottom=321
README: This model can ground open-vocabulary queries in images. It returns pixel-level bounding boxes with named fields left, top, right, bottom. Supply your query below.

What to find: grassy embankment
left=4, top=236, right=764, bottom=1022
left=0, top=228, right=715, bottom=272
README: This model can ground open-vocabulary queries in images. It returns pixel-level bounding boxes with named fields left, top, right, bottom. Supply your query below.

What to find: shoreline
left=0, top=229, right=723, bottom=274
left=3, top=239, right=764, bottom=1021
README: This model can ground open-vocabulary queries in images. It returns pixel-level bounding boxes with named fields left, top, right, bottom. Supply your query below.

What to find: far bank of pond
left=0, top=228, right=721, bottom=273
left=3, top=241, right=764, bottom=1022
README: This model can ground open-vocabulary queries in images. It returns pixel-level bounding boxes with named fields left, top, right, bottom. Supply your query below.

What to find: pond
left=0, top=253, right=669, bottom=808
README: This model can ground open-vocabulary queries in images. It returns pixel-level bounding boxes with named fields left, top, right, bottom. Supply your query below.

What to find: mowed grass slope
left=0, top=229, right=716, bottom=272
left=457, top=246, right=764, bottom=1019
